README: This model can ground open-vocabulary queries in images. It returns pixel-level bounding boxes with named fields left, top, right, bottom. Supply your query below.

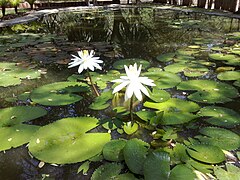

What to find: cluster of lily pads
left=0, top=32, right=240, bottom=179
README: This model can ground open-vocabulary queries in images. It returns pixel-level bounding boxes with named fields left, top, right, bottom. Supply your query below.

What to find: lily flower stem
left=130, top=96, right=134, bottom=122
left=87, top=70, right=100, bottom=97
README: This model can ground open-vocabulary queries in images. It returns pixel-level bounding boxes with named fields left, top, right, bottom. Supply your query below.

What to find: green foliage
left=169, top=165, right=197, bottom=180
left=28, top=117, right=111, bottom=164
left=187, top=144, right=225, bottom=164
left=143, top=151, right=170, bottom=180
left=113, top=58, right=150, bottom=70
left=30, top=82, right=88, bottom=106
left=89, top=90, right=113, bottom=110
left=214, top=164, right=240, bottom=180
left=123, top=139, right=149, bottom=175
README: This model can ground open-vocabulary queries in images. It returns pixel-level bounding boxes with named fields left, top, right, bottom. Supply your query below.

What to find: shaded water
left=0, top=7, right=239, bottom=179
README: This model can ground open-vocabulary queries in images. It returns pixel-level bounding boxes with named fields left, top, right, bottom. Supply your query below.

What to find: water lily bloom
left=112, top=63, right=155, bottom=101
left=68, top=50, right=103, bottom=74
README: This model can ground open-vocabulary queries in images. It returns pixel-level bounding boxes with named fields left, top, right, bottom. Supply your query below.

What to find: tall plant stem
left=87, top=70, right=100, bottom=97
left=130, top=96, right=134, bottom=122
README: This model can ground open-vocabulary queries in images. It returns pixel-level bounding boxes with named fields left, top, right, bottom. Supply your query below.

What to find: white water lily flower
left=68, top=50, right=103, bottom=74
left=112, top=63, right=155, bottom=101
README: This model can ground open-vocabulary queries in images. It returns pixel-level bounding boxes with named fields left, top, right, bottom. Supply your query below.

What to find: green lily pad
left=30, top=82, right=89, bottom=106
left=0, top=124, right=39, bottom=151
left=161, top=112, right=198, bottom=125
left=123, top=139, right=149, bottom=175
left=0, top=106, right=47, bottom=127
left=144, top=98, right=200, bottom=112
left=198, top=106, right=240, bottom=127
left=89, top=91, right=113, bottom=110
left=214, top=164, right=240, bottom=180
left=209, top=53, right=240, bottom=66
left=195, top=127, right=240, bottom=150
left=28, top=117, right=111, bottom=164
left=91, top=163, right=123, bottom=180
left=177, top=80, right=239, bottom=103
left=0, top=62, right=41, bottom=87
left=169, top=165, right=197, bottom=180
left=217, top=71, right=240, bottom=81
left=113, top=59, right=150, bottom=70
left=187, top=144, right=225, bottom=164
left=143, top=151, right=170, bottom=180
left=102, top=139, right=126, bottom=162
left=136, top=110, right=156, bottom=122
left=234, top=80, right=240, bottom=87
left=156, top=53, right=175, bottom=62
left=143, top=71, right=181, bottom=89
left=148, top=87, right=171, bottom=103
left=123, top=122, right=138, bottom=135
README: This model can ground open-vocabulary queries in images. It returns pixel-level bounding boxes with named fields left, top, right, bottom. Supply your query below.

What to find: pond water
left=0, top=6, right=239, bottom=179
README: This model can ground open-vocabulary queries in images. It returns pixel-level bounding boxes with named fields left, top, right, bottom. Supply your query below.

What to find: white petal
left=112, top=81, right=129, bottom=94
left=139, top=83, right=150, bottom=97
left=133, top=87, right=142, bottom=101
left=125, top=83, right=134, bottom=100
left=139, top=77, right=156, bottom=86
left=137, top=64, right=142, bottom=77
left=78, top=65, right=84, bottom=74
left=112, top=79, right=125, bottom=83
left=88, top=65, right=95, bottom=71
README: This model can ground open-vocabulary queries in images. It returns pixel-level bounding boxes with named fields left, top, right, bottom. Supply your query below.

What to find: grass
left=0, top=8, right=29, bottom=19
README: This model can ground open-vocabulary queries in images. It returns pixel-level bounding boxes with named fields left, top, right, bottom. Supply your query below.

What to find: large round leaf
left=156, top=53, right=175, bottom=62
left=102, top=139, right=126, bottom=162
left=196, top=127, right=240, bottom=150
left=144, top=98, right=200, bottom=112
left=113, top=58, right=150, bottom=70
left=0, top=62, right=41, bottom=87
left=30, top=82, right=88, bottom=106
left=169, top=165, right=197, bottom=180
left=148, top=88, right=171, bottom=103
left=0, top=124, right=39, bottom=151
left=161, top=112, right=198, bottom=125
left=28, top=117, right=111, bottom=164
left=143, top=151, right=170, bottom=180
left=143, top=71, right=181, bottom=89
left=177, top=80, right=238, bottom=103
left=0, top=106, right=47, bottom=127
left=187, top=144, right=225, bottom=164
left=123, top=139, right=149, bottom=175
left=198, top=106, right=240, bottom=127
left=217, top=71, right=240, bottom=81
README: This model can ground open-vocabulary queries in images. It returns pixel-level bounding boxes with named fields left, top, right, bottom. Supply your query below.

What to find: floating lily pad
left=30, top=82, right=89, bottom=106
left=123, top=139, right=149, bottom=175
left=187, top=144, right=225, bottom=164
left=156, top=53, right=175, bottom=62
left=0, top=106, right=47, bottom=127
left=0, top=124, right=39, bottom=151
left=144, top=98, right=200, bottom=112
left=89, top=91, right=113, bottom=110
left=161, top=112, right=198, bottom=125
left=217, top=71, right=240, bottom=81
left=198, top=106, right=240, bottom=127
left=123, top=122, right=139, bottom=135
left=148, top=88, right=170, bottom=103
left=102, top=139, right=126, bottom=162
left=28, top=117, right=111, bottom=164
left=143, top=151, right=170, bottom=180
left=169, top=165, right=197, bottom=180
left=234, top=80, right=240, bottom=87
left=0, top=62, right=41, bottom=87
left=143, top=71, right=181, bottom=89
left=214, top=164, right=240, bottom=180
left=196, top=127, right=240, bottom=150
left=113, top=59, right=150, bottom=70
left=136, top=110, right=156, bottom=122
left=91, top=163, right=123, bottom=180
left=209, top=53, right=240, bottom=66
left=177, top=80, right=239, bottom=103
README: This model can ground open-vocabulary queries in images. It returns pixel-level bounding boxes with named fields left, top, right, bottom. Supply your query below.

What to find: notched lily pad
left=195, top=127, right=240, bottom=150
left=113, top=58, right=150, bottom=70
left=198, top=106, right=240, bottom=127
left=217, top=71, right=240, bottom=81
left=0, top=124, right=39, bottom=151
left=187, top=144, right=225, bottom=164
left=0, top=106, right=47, bottom=127
left=30, top=82, right=89, bottom=106
left=28, top=117, right=111, bottom=164
left=89, top=90, right=113, bottom=110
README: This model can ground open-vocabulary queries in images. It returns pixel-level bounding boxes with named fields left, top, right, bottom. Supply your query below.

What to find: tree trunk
left=182, top=0, right=192, bottom=6
left=215, top=0, right=223, bottom=10
left=207, top=0, right=213, bottom=9
left=222, top=0, right=229, bottom=10
left=30, top=3, right=34, bottom=9
left=2, top=6, right=6, bottom=16
left=229, top=0, right=238, bottom=12
left=152, top=0, right=167, bottom=3
left=197, top=0, right=207, bottom=8
left=14, top=6, right=18, bottom=14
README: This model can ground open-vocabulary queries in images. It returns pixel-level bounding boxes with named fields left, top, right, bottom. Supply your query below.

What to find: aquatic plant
left=112, top=63, right=155, bottom=121
left=68, top=49, right=103, bottom=96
